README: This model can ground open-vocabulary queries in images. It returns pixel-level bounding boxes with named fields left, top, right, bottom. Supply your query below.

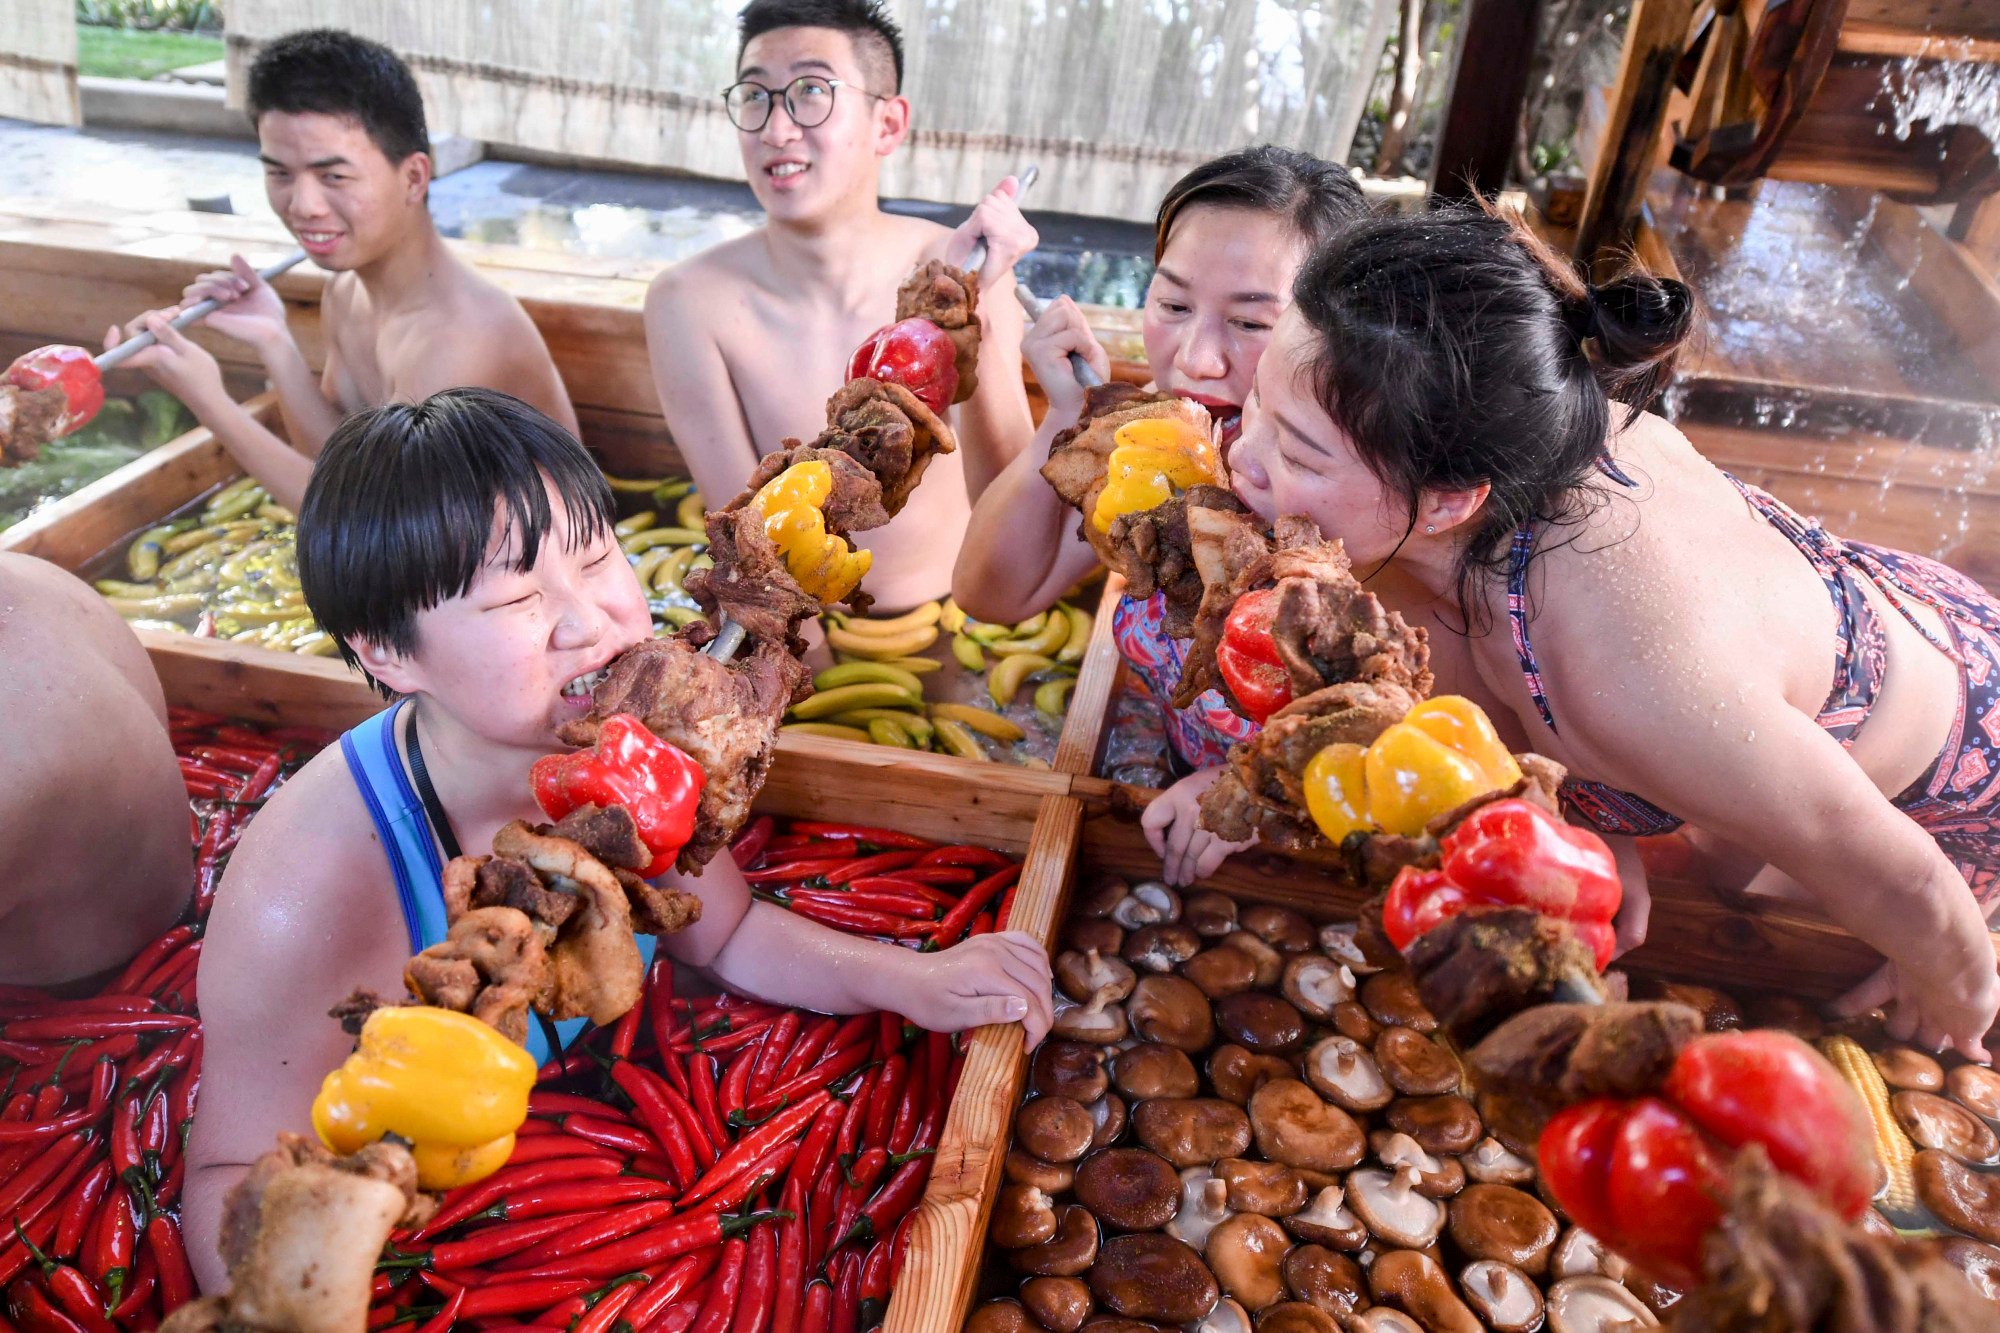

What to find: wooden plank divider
left=1050, top=575, right=1126, bottom=776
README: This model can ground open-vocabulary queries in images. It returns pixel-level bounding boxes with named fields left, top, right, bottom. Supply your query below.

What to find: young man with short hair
left=109, top=29, right=575, bottom=511
left=185, top=388, right=1053, bottom=1291
left=646, top=0, right=1038, bottom=612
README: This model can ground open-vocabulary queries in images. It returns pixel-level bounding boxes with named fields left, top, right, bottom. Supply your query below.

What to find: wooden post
left=1429, top=0, right=1550, bottom=201
left=1574, top=0, right=1702, bottom=268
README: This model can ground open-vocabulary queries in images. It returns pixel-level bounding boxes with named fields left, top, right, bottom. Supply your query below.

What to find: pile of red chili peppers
left=391, top=816, right=1013, bottom=1333
left=1, top=713, right=1008, bottom=1333
left=0, top=708, right=323, bottom=1333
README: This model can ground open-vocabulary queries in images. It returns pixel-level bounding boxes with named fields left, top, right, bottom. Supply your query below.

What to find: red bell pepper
left=847, top=322, right=958, bottom=415
left=1382, top=798, right=1622, bottom=969
left=5, top=346, right=102, bottom=436
left=1538, top=1029, right=1875, bottom=1285
left=1215, top=589, right=1291, bottom=724
left=532, top=714, right=705, bottom=878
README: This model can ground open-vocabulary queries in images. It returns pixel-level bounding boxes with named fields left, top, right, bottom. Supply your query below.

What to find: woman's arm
left=952, top=298, right=1110, bottom=624
left=1543, top=621, right=1998, bottom=1055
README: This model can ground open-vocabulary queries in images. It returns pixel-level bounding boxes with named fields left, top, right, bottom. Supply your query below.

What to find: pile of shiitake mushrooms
left=966, top=880, right=1673, bottom=1333
left=969, top=888, right=2000, bottom=1331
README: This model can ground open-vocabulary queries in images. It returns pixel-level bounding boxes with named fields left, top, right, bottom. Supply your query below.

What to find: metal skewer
left=97, top=249, right=309, bottom=371
left=1013, top=285, right=1105, bottom=389
left=702, top=166, right=1044, bottom=663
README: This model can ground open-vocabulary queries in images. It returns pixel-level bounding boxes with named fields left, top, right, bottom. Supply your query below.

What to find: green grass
left=76, top=25, right=223, bottom=82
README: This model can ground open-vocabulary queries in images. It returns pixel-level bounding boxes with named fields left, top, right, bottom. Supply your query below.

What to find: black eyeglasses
left=721, top=75, right=886, bottom=132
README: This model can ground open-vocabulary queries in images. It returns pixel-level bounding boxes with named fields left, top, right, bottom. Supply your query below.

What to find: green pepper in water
left=136, top=390, right=193, bottom=447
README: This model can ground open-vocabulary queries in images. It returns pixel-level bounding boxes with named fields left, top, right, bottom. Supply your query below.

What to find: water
left=0, top=391, right=193, bottom=532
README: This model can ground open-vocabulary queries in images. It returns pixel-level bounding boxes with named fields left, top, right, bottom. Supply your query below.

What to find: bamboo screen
left=223, top=0, right=1394, bottom=221
left=0, top=0, right=81, bottom=127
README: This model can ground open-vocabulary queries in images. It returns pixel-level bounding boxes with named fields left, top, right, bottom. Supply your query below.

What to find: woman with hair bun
left=1215, top=203, right=2000, bottom=1058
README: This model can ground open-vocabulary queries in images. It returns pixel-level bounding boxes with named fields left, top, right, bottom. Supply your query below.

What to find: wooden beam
left=1576, top=0, right=1703, bottom=267
left=1429, top=0, right=1550, bottom=202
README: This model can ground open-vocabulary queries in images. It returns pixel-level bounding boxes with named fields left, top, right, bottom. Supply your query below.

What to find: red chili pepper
left=821, top=852, right=925, bottom=887
left=776, top=1018, right=834, bottom=1084
left=12, top=1225, right=110, bottom=1333
left=561, top=1116, right=657, bottom=1158
left=864, top=1056, right=905, bottom=1148
left=144, top=1217, right=193, bottom=1317
left=536, top=1294, right=591, bottom=1328
left=681, top=1093, right=830, bottom=1209
left=741, top=861, right=853, bottom=887
left=799, top=1281, right=831, bottom=1333
left=417, top=1159, right=626, bottom=1240
left=968, top=913, right=995, bottom=938
left=609, top=1063, right=697, bottom=1189
left=484, top=1178, right=676, bottom=1222
left=995, top=882, right=1020, bottom=930
left=108, top=1247, right=155, bottom=1321
left=1383, top=798, right=1623, bottom=970
left=491, top=1202, right=677, bottom=1273
left=9, top=1276, right=88, bottom=1333
left=928, top=864, right=1021, bottom=948
left=769, top=1179, right=806, bottom=1333
left=1539, top=1030, right=1875, bottom=1285
left=52, top=1165, right=110, bottom=1263
left=687, top=1237, right=746, bottom=1333
left=786, top=889, right=937, bottom=919
left=744, top=1013, right=798, bottom=1105
left=391, top=1215, right=579, bottom=1274
left=83, top=1187, right=132, bottom=1307
left=856, top=1234, right=895, bottom=1330
left=829, top=1251, right=861, bottom=1333
left=718, top=1049, right=755, bottom=1122
left=839, top=1155, right=931, bottom=1249
left=729, top=1221, right=777, bottom=1333
left=507, top=1209, right=782, bottom=1286
left=608, top=1003, right=643, bottom=1062
left=532, top=715, right=706, bottom=878
left=840, top=878, right=957, bottom=908
left=619, top=1249, right=718, bottom=1333
left=3, top=1016, right=194, bottom=1043
left=138, top=1092, right=169, bottom=1158
left=504, top=1136, right=620, bottom=1167
left=680, top=1023, right=777, bottom=1059
left=0, top=1132, right=93, bottom=1245
left=452, top=1278, right=600, bottom=1319
left=782, top=901, right=934, bottom=940
left=783, top=1098, right=847, bottom=1207
left=529, top=1093, right=635, bottom=1122
left=874, top=866, right=975, bottom=888
left=886, top=1046, right=927, bottom=1159
left=917, top=845, right=1013, bottom=871
left=729, top=817, right=775, bottom=871
left=409, top=1288, right=465, bottom=1333
left=1216, top=587, right=1292, bottom=723
left=572, top=1278, right=645, bottom=1333
left=787, top=823, right=935, bottom=851
left=108, top=931, right=195, bottom=998
left=826, top=1148, right=889, bottom=1255
left=687, top=1055, right=729, bottom=1152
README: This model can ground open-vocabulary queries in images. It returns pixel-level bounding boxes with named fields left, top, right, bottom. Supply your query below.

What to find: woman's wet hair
left=1290, top=200, right=1694, bottom=615
left=298, top=388, right=615, bottom=695
left=1154, top=145, right=1368, bottom=261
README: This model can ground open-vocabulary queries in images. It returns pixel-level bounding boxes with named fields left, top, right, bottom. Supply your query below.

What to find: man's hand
left=1143, top=767, right=1255, bottom=888
left=179, top=255, right=291, bottom=354
left=105, top=313, right=230, bottom=418
left=946, top=175, right=1040, bottom=291
left=901, top=930, right=1053, bottom=1048
left=1021, top=296, right=1110, bottom=431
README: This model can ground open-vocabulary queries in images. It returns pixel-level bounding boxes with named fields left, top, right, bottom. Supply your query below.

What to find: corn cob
left=1820, top=1033, right=1927, bottom=1229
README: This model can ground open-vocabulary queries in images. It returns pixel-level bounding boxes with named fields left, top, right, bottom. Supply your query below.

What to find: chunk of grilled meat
left=1401, top=906, right=1610, bottom=1046
left=561, top=633, right=806, bottom=872
left=1041, top=391, right=1218, bottom=577
left=1109, top=485, right=1258, bottom=643
left=1671, top=1150, right=1993, bottom=1332
left=1464, top=1001, right=1705, bottom=1138
left=895, top=260, right=981, bottom=403
left=816, top=378, right=956, bottom=516
left=0, top=383, right=66, bottom=466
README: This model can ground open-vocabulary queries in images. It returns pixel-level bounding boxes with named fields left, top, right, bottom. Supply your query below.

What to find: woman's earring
left=1424, top=524, right=1436, bottom=534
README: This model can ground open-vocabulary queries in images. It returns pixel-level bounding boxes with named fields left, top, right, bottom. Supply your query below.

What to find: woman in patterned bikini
left=954, top=144, right=1365, bottom=824
left=1218, top=203, right=2000, bottom=1058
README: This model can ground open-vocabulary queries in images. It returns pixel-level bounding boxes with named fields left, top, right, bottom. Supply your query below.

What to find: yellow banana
left=836, top=601, right=943, bottom=637
left=940, top=597, right=967, bottom=634
left=1058, top=604, right=1094, bottom=664
left=933, top=718, right=989, bottom=761
left=878, top=655, right=942, bottom=676
left=1036, top=677, right=1077, bottom=721
left=782, top=722, right=872, bottom=744
left=814, top=661, right=928, bottom=699
left=606, top=473, right=669, bottom=493
left=621, top=527, right=707, bottom=555
left=991, top=612, right=1070, bottom=658
left=951, top=633, right=987, bottom=672
left=654, top=546, right=698, bottom=596
left=965, top=618, right=1018, bottom=646
left=930, top=702, right=1026, bottom=744
left=631, top=547, right=673, bottom=590
left=676, top=492, right=707, bottom=531
left=652, top=479, right=695, bottom=504
left=866, top=717, right=917, bottom=748
left=989, top=653, right=1058, bottom=707
left=1020, top=756, right=1053, bottom=770
left=788, top=682, right=923, bottom=720
left=833, top=708, right=935, bottom=745
left=614, top=511, right=656, bottom=539
left=659, top=606, right=704, bottom=628
left=825, top=623, right=939, bottom=660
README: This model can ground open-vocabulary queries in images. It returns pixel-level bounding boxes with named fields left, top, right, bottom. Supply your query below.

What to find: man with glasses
left=645, top=0, right=1038, bottom=613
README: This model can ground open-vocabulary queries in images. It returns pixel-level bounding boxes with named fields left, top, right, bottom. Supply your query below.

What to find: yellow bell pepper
left=1303, top=696, right=1523, bottom=841
left=754, top=461, right=873, bottom=603
left=312, top=1006, right=536, bottom=1191
left=1091, top=417, right=1220, bottom=532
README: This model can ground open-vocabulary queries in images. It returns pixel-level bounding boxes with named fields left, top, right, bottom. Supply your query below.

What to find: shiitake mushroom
left=1021, top=1277, right=1094, bottom=1333
left=1087, top=1233, right=1217, bottom=1324
left=1303, top=1036, right=1392, bottom=1114
left=1055, top=950, right=1137, bottom=1004
left=1184, top=892, right=1239, bottom=938
left=1360, top=973, right=1436, bottom=1033
left=1916, top=1149, right=2000, bottom=1244
left=1128, top=975, right=1215, bottom=1052
left=1281, top=955, right=1355, bottom=1022
left=1111, top=1044, right=1199, bottom=1102
left=1239, top=905, right=1315, bottom=954
left=1203, top=1213, right=1289, bottom=1312
left=1874, top=1046, right=1946, bottom=1092
left=1949, top=1064, right=2000, bottom=1122
left=1132, top=1098, right=1253, bottom=1169
left=1089, top=1093, right=1128, bottom=1152
left=1448, top=1183, right=1560, bottom=1277
left=1207, top=1045, right=1294, bottom=1106
left=1247, top=1080, right=1365, bottom=1174
left=1123, top=923, right=1201, bottom=974
left=1213, top=992, right=1306, bottom=1054
left=1893, top=1090, right=2000, bottom=1165
left=1012, top=1205, right=1102, bottom=1277
left=1181, top=947, right=1261, bottom=1000
left=1385, top=1095, right=1483, bottom=1155
left=1367, top=1249, right=1482, bottom=1333
left=1032, top=1041, right=1109, bottom=1103
left=1279, top=1244, right=1367, bottom=1319
left=1006, top=1148, right=1076, bottom=1195
left=1072, top=1148, right=1179, bottom=1232
left=966, top=1300, right=1040, bottom=1333
left=1373, top=1027, right=1461, bottom=1097
left=1017, top=1096, right=1097, bottom=1164
left=1216, top=932, right=1284, bottom=989
left=1212, top=1158, right=1306, bottom=1217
